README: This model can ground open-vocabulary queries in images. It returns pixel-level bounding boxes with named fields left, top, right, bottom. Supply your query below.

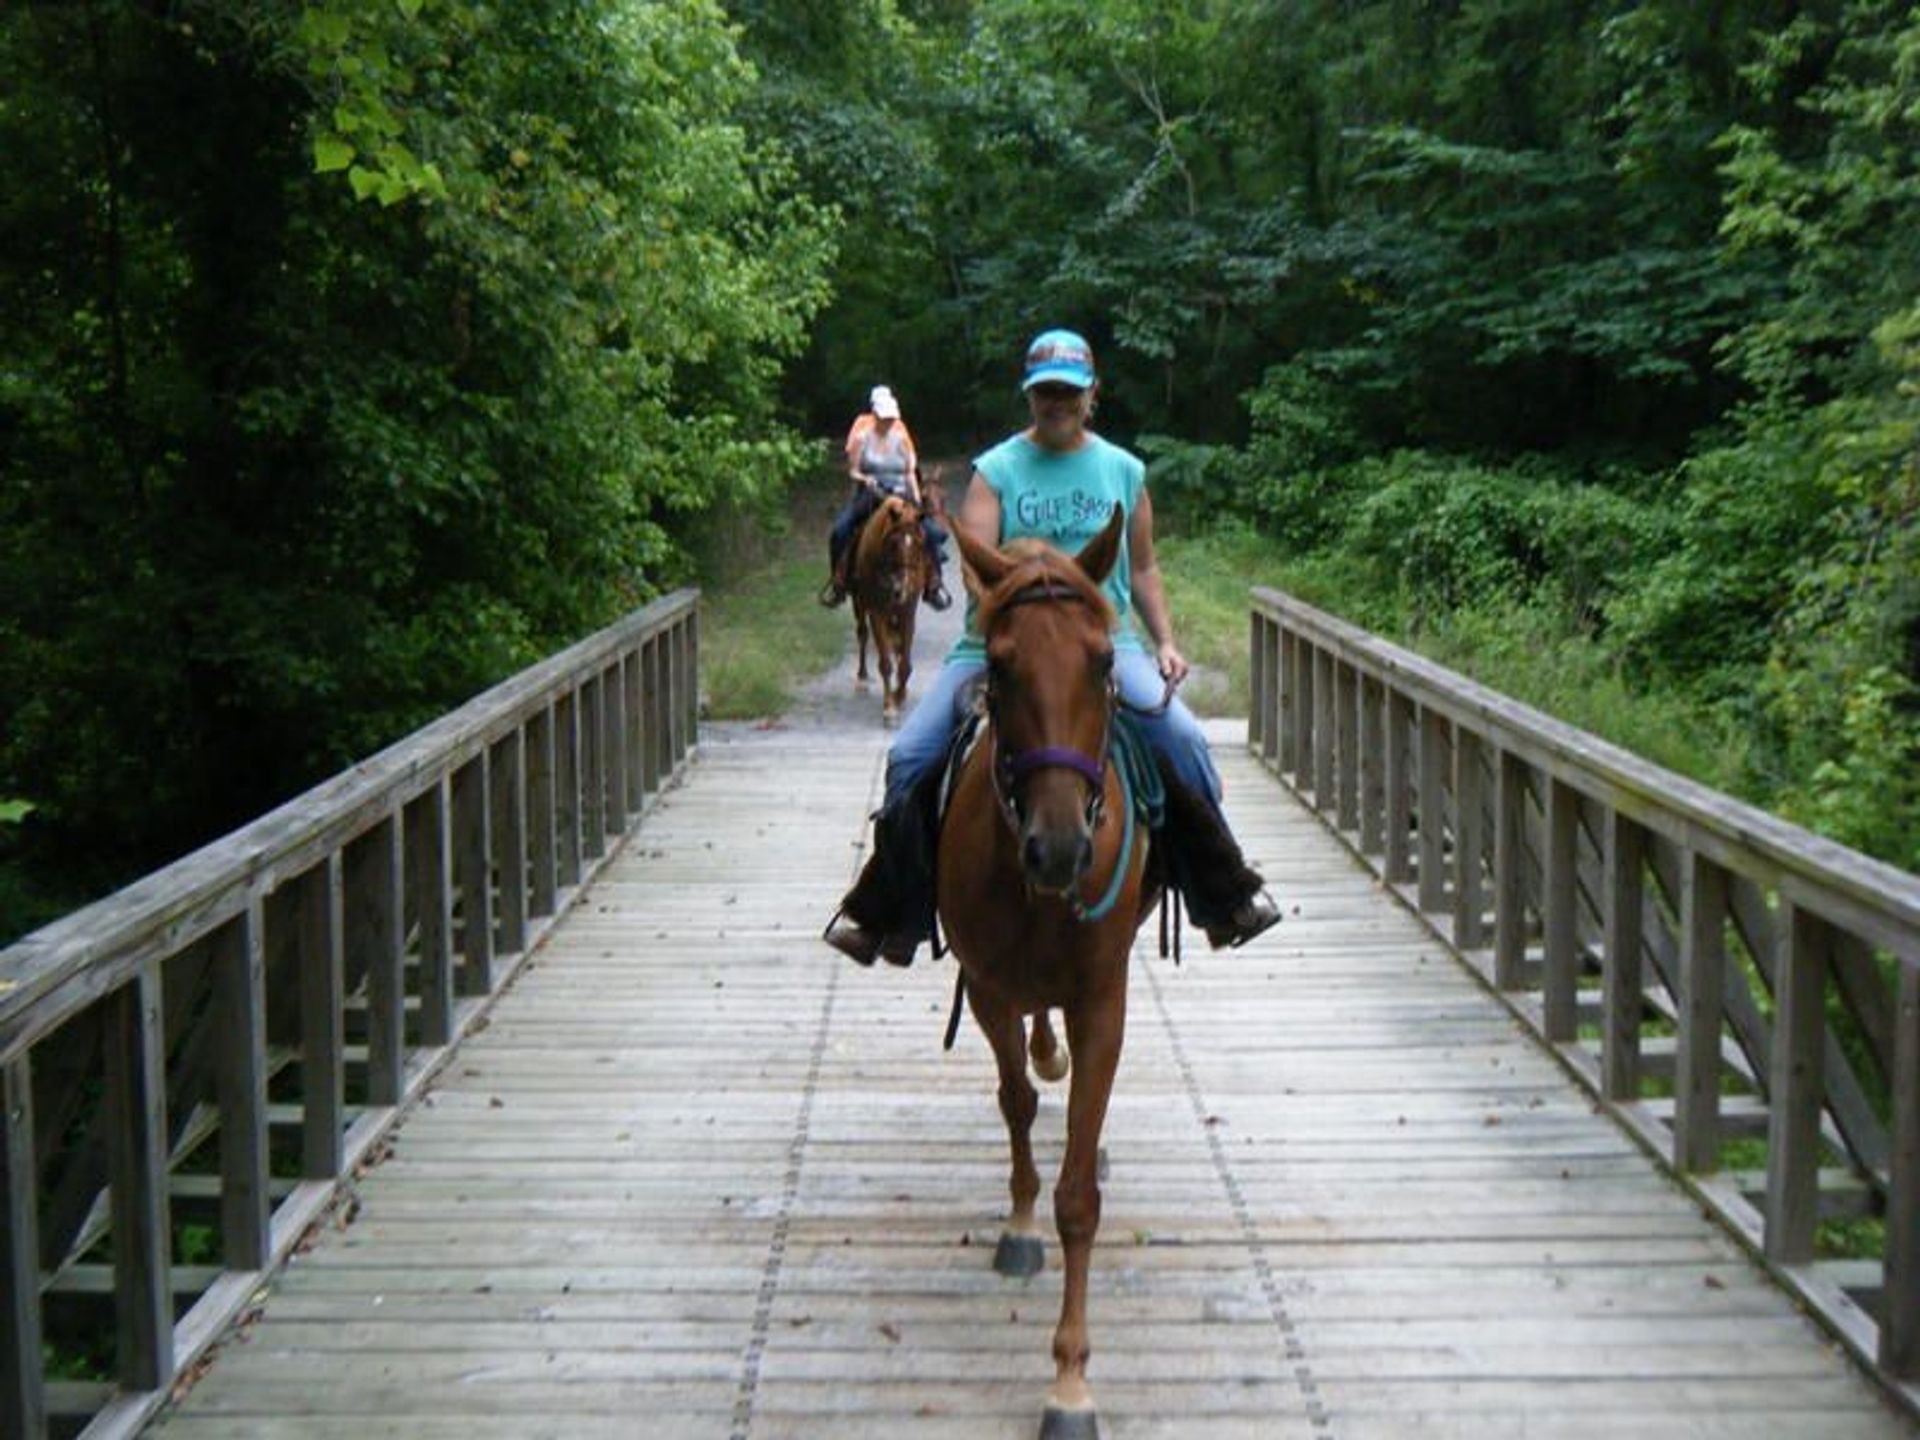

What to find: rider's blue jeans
left=883, top=649, right=1222, bottom=813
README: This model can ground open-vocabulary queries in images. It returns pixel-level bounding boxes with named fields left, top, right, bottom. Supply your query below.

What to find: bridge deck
left=152, top=721, right=1912, bottom=1439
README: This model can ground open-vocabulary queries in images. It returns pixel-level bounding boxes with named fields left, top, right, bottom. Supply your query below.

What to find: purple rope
left=1005, top=745, right=1105, bottom=789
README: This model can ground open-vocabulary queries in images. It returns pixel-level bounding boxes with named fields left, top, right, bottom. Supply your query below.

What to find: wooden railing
left=1249, top=588, right=1919, bottom=1416
left=0, top=592, right=699, bottom=1440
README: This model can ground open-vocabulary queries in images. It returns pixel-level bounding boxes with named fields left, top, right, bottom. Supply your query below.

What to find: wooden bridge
left=4, top=587, right=1919, bottom=1438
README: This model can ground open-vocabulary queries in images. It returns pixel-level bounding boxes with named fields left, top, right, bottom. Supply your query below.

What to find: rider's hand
left=1155, top=640, right=1190, bottom=687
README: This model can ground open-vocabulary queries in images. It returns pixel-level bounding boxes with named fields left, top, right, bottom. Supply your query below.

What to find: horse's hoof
left=1039, top=1405, right=1099, bottom=1440
left=993, top=1232, right=1045, bottom=1278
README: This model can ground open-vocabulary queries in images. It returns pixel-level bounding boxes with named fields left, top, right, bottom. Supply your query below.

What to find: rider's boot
left=1155, top=761, right=1282, bottom=949
left=818, top=547, right=852, bottom=608
left=824, top=767, right=942, bottom=967
left=924, top=571, right=952, bottom=611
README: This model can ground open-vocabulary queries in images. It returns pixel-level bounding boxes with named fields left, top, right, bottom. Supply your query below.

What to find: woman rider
left=821, top=384, right=952, bottom=610
left=824, top=329, right=1280, bottom=966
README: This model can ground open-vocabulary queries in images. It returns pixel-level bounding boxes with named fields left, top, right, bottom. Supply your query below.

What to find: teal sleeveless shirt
left=947, top=432, right=1148, bottom=664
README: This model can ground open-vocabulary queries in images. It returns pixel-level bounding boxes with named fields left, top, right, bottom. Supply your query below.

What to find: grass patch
left=1157, top=519, right=1758, bottom=799
left=695, top=484, right=848, bottom=720
left=1155, top=525, right=1277, bottom=717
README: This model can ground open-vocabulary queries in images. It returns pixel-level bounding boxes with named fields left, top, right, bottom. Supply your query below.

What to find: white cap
left=869, top=385, right=900, bottom=420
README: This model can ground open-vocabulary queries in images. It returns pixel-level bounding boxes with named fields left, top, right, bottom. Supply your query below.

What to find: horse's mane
left=973, top=540, right=1116, bottom=638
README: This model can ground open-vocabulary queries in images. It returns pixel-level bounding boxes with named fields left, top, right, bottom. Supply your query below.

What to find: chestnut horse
left=850, top=494, right=929, bottom=723
left=937, top=505, right=1152, bottom=1440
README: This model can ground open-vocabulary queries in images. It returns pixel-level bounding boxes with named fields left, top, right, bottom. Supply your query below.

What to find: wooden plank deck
left=151, top=718, right=1916, bottom=1439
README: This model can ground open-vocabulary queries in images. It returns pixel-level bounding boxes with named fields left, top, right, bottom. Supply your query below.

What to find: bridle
left=981, top=580, right=1120, bottom=914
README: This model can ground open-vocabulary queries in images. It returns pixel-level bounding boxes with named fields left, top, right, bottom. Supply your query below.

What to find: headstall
left=983, top=580, right=1118, bottom=856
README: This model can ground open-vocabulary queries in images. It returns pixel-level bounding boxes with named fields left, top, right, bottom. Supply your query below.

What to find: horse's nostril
left=1023, top=834, right=1048, bottom=875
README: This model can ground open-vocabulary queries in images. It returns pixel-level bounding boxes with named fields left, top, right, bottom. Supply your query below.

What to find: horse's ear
left=952, top=521, right=1011, bottom=595
left=1073, top=503, right=1127, bottom=586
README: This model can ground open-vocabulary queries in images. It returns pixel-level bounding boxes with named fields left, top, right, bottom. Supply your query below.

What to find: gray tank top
left=858, top=424, right=912, bottom=493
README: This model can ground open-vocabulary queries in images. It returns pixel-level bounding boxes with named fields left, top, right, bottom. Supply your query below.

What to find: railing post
left=1452, top=727, right=1485, bottom=948
left=640, top=638, right=664, bottom=796
left=1333, top=662, right=1358, bottom=830
left=554, top=689, right=582, bottom=889
left=1384, top=691, right=1412, bottom=883
left=1290, top=634, right=1314, bottom=781
left=1493, top=750, right=1527, bottom=989
left=405, top=779, right=454, bottom=1046
left=106, top=963, right=172, bottom=1389
left=1543, top=778, right=1580, bottom=1043
left=684, top=611, right=700, bottom=753
left=2, top=1054, right=43, bottom=1439
left=490, top=730, right=528, bottom=955
left=1267, top=622, right=1282, bottom=771
left=1766, top=903, right=1829, bottom=1264
left=671, top=620, right=690, bottom=761
left=1886, top=960, right=1920, bottom=1375
left=527, top=703, right=559, bottom=919
left=347, top=813, right=406, bottom=1103
left=623, top=648, right=645, bottom=814
left=1603, top=810, right=1646, bottom=1100
left=1359, top=675, right=1384, bottom=854
left=215, top=902, right=270, bottom=1271
left=1312, top=647, right=1335, bottom=809
left=601, top=664, right=628, bottom=837
left=1248, top=612, right=1267, bottom=756
left=1417, top=708, right=1447, bottom=912
left=1675, top=851, right=1727, bottom=1173
left=298, top=856, right=346, bottom=1179
left=579, top=673, right=605, bottom=862
left=453, top=754, right=496, bottom=993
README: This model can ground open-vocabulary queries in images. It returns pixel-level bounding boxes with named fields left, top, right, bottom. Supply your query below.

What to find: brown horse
left=937, top=505, right=1152, bottom=1440
left=850, top=494, right=929, bottom=723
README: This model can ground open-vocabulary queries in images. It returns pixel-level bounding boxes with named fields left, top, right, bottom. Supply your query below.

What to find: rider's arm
left=902, top=428, right=922, bottom=503
left=960, top=470, right=1001, bottom=549
left=1128, top=488, right=1190, bottom=685
left=845, top=415, right=873, bottom=484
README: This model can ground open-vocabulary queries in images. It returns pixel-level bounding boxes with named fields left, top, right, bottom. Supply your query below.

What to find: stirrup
left=823, top=911, right=881, bottom=966
left=818, top=578, right=847, bottom=609
left=925, top=582, right=952, bottom=612
left=1202, top=889, right=1282, bottom=951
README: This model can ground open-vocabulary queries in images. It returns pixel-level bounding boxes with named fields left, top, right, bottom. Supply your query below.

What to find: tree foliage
left=0, top=1, right=833, bottom=935
left=6, top=0, right=1919, bottom=941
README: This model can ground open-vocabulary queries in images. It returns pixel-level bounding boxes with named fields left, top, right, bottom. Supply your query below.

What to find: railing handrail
left=1253, top=585, right=1920, bottom=959
left=1249, top=584, right=1920, bottom=1414
left=0, top=591, right=698, bottom=1065
left=4, top=589, right=701, bottom=1440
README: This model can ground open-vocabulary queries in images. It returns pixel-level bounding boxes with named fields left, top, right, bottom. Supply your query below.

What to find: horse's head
left=876, top=497, right=926, bottom=604
left=953, top=505, right=1126, bottom=898
left=857, top=496, right=927, bottom=607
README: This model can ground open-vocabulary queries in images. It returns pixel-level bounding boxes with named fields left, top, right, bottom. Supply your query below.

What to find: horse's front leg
left=894, top=620, right=913, bottom=715
left=969, top=984, right=1044, bottom=1278
left=877, top=625, right=899, bottom=722
left=1045, top=988, right=1127, bottom=1438
left=853, top=603, right=870, bottom=685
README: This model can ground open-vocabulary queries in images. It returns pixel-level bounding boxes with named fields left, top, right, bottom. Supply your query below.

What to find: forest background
left=2, top=0, right=1917, bottom=945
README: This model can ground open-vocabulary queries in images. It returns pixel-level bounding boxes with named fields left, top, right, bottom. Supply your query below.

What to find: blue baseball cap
left=1022, top=329, right=1096, bottom=390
